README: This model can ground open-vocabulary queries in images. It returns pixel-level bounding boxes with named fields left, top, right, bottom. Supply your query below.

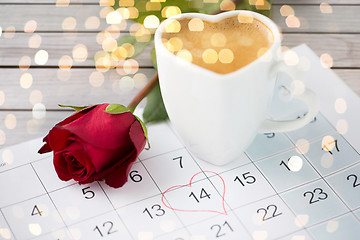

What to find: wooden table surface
left=0, top=0, right=359, bottom=148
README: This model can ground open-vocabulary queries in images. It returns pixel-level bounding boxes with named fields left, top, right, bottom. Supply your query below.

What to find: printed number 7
left=173, top=156, right=183, bottom=168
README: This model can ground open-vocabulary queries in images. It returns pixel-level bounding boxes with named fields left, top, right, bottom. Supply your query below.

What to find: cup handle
left=258, top=61, right=319, bottom=133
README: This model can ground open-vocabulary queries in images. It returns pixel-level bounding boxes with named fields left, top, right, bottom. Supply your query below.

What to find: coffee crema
left=161, top=15, right=274, bottom=74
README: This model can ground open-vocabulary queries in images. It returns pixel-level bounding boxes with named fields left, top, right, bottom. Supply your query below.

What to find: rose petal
left=38, top=136, right=52, bottom=153
left=103, top=150, right=136, bottom=188
left=63, top=104, right=136, bottom=149
left=53, top=152, right=72, bottom=181
left=129, top=120, right=147, bottom=154
left=56, top=105, right=97, bottom=127
left=44, top=126, right=73, bottom=152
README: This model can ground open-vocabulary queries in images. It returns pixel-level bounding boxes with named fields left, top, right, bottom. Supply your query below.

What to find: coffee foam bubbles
left=162, top=15, right=274, bottom=74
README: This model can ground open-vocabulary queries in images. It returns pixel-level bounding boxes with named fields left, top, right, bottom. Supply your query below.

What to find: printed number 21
left=211, top=221, right=234, bottom=238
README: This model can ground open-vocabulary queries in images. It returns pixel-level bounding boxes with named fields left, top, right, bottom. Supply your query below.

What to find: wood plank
left=1, top=0, right=359, bottom=5
left=0, top=32, right=154, bottom=67
left=1, top=33, right=359, bottom=68
left=272, top=5, right=360, bottom=33
left=0, top=4, right=109, bottom=32
left=0, top=65, right=359, bottom=112
left=0, top=110, right=72, bottom=148
left=0, top=0, right=99, bottom=3
left=334, top=69, right=360, bottom=96
left=0, top=68, right=156, bottom=109
left=273, top=0, right=360, bottom=4
left=281, top=34, right=360, bottom=68
left=1, top=5, right=360, bottom=33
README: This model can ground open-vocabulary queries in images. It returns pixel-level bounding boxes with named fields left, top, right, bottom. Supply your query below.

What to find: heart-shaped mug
left=154, top=10, right=319, bottom=166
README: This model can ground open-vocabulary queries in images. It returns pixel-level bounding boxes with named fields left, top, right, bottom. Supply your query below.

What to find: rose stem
left=128, top=72, right=159, bottom=112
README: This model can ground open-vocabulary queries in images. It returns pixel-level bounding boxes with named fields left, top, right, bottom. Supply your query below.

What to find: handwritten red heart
left=161, top=171, right=227, bottom=215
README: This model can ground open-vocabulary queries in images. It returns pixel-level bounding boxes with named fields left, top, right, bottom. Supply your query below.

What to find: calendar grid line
left=0, top=154, right=49, bottom=175
left=320, top=174, right=360, bottom=224
left=303, top=211, right=358, bottom=236
left=278, top=125, right=357, bottom=236
left=140, top=147, right=186, bottom=162
left=29, top=162, right=74, bottom=240
left=188, top=152, right=254, bottom=239
left=138, top=155, right=194, bottom=237
left=0, top=208, right=16, bottom=240
left=0, top=151, right=50, bottom=175
left=244, top=151, right=316, bottom=239
left=95, top=181, right=136, bottom=240
left=3, top=45, right=360, bottom=239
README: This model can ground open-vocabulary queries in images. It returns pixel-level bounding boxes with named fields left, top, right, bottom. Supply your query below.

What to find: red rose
left=38, top=104, right=147, bottom=188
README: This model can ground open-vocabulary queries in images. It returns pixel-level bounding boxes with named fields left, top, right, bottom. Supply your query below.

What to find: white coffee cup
left=154, top=10, right=319, bottom=165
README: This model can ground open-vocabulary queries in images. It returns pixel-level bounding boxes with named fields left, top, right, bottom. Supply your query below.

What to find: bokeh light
left=4, top=26, right=15, bottom=39
left=322, top=135, right=336, bottom=152
left=24, top=20, right=37, bottom=33
left=72, top=44, right=88, bottom=62
left=326, top=220, right=339, bottom=233
left=100, top=0, right=115, bottom=6
left=133, top=73, right=148, bottom=89
left=20, top=73, right=33, bottom=89
left=29, top=90, right=43, bottom=105
left=165, top=20, right=181, bottom=33
left=28, top=34, right=42, bottom=48
left=220, top=0, right=236, bottom=11
left=106, top=11, right=122, bottom=24
left=336, top=119, right=348, bottom=134
left=56, top=0, right=70, bottom=6
left=188, top=18, right=204, bottom=31
left=5, top=114, right=16, bottom=130
left=287, top=155, right=303, bottom=172
left=210, top=33, right=227, bottom=47
left=18, top=56, right=32, bottom=70
left=334, top=98, right=347, bottom=114
left=202, top=49, right=218, bottom=64
left=34, top=50, right=49, bottom=65
left=280, top=5, right=294, bottom=16
left=118, top=76, right=134, bottom=91
left=320, top=3, right=333, bottom=14
left=85, top=16, right=100, bottom=29
left=162, top=6, right=181, bottom=18
left=296, top=139, right=310, bottom=154
left=62, top=17, right=77, bottom=30
left=286, top=15, right=300, bottom=28
left=28, top=224, right=42, bottom=236
left=58, top=55, right=73, bottom=70
left=144, top=15, right=160, bottom=29
left=102, top=37, right=118, bottom=52
left=218, top=49, right=234, bottom=64
left=89, top=71, right=105, bottom=87
left=32, top=103, right=46, bottom=120
left=176, top=49, right=192, bottom=63
left=320, top=53, right=333, bottom=68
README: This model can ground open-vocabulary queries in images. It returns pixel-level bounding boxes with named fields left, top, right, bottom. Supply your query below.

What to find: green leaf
left=105, top=104, right=130, bottom=114
left=58, top=104, right=89, bottom=111
left=150, top=46, right=157, bottom=69
left=143, top=83, right=168, bottom=124
left=134, top=115, right=150, bottom=149
left=117, top=34, right=152, bottom=59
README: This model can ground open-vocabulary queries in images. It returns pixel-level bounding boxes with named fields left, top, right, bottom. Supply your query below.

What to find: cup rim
left=154, top=10, right=281, bottom=77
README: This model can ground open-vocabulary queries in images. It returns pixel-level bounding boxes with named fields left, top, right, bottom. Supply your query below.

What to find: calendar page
left=1, top=44, right=360, bottom=240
